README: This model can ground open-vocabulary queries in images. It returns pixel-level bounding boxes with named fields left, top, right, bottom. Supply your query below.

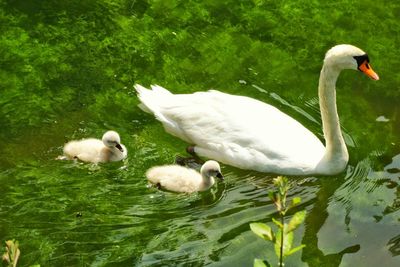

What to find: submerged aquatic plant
left=2, top=240, right=20, bottom=267
left=250, top=176, right=306, bottom=267
left=2, top=240, right=40, bottom=267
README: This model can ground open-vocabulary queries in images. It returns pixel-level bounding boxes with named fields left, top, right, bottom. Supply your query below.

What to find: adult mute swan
left=135, top=44, right=379, bottom=175
left=146, top=160, right=223, bottom=193
left=63, top=130, right=127, bottom=163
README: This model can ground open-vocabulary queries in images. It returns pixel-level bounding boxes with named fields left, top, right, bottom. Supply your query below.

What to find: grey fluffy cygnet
left=146, top=160, right=223, bottom=193
left=63, top=130, right=127, bottom=163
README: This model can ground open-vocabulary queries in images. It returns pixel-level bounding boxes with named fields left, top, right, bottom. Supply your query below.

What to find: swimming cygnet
left=146, top=160, right=223, bottom=193
left=63, top=130, right=127, bottom=163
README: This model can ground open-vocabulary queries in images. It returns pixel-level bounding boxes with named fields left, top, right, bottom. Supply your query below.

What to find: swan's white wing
left=173, top=91, right=324, bottom=172
left=137, top=85, right=325, bottom=173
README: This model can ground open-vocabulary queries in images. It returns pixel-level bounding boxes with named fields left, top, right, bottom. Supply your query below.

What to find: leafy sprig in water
left=2, top=240, right=20, bottom=267
left=250, top=176, right=306, bottom=267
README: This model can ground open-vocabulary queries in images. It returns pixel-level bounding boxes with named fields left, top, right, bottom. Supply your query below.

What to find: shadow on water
left=301, top=149, right=400, bottom=267
left=300, top=174, right=361, bottom=267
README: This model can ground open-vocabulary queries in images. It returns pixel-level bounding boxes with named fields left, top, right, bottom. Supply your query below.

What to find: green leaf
left=287, top=210, right=306, bottom=233
left=274, top=229, right=294, bottom=258
left=291, top=197, right=301, bottom=207
left=272, top=217, right=283, bottom=228
left=286, top=244, right=306, bottom=256
left=250, top=223, right=274, bottom=241
left=254, top=258, right=271, bottom=267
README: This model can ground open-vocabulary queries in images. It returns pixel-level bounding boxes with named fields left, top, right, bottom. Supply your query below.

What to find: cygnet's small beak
left=216, top=172, right=224, bottom=180
left=115, top=144, right=124, bottom=152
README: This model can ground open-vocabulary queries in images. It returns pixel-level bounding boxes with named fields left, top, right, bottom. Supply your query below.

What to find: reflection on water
left=304, top=154, right=400, bottom=267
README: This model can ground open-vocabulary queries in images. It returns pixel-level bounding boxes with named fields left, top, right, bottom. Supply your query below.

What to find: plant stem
left=279, top=214, right=284, bottom=267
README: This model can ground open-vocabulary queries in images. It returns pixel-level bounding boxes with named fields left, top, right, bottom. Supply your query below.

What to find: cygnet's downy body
left=63, top=130, right=127, bottom=163
left=146, top=160, right=223, bottom=193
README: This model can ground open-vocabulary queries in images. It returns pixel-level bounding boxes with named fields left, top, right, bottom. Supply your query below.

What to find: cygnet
left=146, top=160, right=223, bottom=193
left=63, top=130, right=127, bottom=163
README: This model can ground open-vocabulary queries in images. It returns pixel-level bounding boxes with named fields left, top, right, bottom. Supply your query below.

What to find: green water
left=1, top=0, right=399, bottom=266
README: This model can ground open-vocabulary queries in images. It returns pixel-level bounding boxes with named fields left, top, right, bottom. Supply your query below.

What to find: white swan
left=135, top=44, right=379, bottom=175
left=63, top=130, right=127, bottom=163
left=146, top=160, right=223, bottom=193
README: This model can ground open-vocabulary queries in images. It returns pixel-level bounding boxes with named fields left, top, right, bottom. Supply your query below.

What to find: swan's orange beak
left=359, top=60, right=379, bottom=80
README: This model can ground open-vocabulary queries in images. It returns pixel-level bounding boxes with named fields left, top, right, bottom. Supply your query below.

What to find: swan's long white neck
left=317, top=63, right=349, bottom=172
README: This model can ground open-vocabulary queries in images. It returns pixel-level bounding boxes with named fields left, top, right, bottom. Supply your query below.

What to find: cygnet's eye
left=108, top=140, right=118, bottom=145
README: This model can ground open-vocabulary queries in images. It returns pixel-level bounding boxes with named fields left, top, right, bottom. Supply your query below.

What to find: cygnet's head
left=324, top=44, right=379, bottom=80
left=102, top=130, right=124, bottom=152
left=200, top=160, right=223, bottom=180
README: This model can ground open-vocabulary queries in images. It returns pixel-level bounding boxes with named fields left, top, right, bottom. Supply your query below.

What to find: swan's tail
left=134, top=84, right=177, bottom=131
left=134, top=84, right=172, bottom=114
left=134, top=84, right=192, bottom=143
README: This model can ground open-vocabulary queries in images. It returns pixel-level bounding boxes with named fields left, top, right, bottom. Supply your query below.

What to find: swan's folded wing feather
left=137, top=87, right=325, bottom=172
left=160, top=91, right=324, bottom=168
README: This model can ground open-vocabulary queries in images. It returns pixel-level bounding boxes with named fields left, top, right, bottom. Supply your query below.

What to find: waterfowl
left=135, top=44, right=379, bottom=175
left=63, top=130, right=127, bottom=163
left=146, top=160, right=223, bottom=193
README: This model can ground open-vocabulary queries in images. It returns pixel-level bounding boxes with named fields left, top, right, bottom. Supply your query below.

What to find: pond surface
left=0, top=0, right=399, bottom=266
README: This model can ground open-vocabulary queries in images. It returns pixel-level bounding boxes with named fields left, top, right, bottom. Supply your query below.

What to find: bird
left=146, top=160, right=223, bottom=193
left=135, top=44, right=379, bottom=175
left=63, top=130, right=127, bottom=163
